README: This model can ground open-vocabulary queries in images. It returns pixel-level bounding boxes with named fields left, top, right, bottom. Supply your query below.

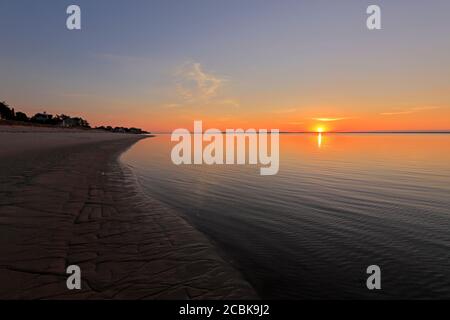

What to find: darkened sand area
left=0, top=126, right=256, bottom=299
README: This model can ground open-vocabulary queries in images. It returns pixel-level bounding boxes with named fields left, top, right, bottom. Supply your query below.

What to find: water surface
left=122, top=134, right=450, bottom=299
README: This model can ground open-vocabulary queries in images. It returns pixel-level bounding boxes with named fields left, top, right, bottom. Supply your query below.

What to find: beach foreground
left=0, top=126, right=256, bottom=299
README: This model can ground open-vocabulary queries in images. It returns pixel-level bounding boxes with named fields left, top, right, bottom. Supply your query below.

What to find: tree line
left=0, top=101, right=149, bottom=134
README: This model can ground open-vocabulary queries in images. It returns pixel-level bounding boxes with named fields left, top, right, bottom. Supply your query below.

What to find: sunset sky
left=0, top=0, right=449, bottom=132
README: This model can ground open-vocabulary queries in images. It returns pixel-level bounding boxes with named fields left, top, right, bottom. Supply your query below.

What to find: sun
left=316, top=126, right=325, bottom=133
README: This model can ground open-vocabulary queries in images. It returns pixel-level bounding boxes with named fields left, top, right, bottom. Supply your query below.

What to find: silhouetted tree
left=1, top=100, right=144, bottom=133
left=30, top=112, right=53, bottom=124
left=0, top=101, right=14, bottom=120
left=15, top=112, right=28, bottom=122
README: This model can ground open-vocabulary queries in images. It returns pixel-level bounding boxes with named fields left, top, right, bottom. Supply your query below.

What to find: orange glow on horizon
left=81, top=110, right=450, bottom=133
left=17, top=102, right=449, bottom=133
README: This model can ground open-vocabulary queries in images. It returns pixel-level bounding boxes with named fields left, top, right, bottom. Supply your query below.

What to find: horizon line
left=149, top=130, right=450, bottom=134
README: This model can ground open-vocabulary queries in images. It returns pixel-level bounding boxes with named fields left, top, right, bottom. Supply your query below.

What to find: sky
left=0, top=0, right=449, bottom=132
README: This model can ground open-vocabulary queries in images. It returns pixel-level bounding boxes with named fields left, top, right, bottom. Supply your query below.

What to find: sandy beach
left=0, top=126, right=256, bottom=299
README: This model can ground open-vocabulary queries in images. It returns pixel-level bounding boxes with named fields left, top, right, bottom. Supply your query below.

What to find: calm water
left=121, top=134, right=450, bottom=299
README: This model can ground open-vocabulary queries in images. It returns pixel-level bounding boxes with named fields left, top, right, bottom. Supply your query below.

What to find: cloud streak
left=312, top=117, right=351, bottom=122
left=380, top=106, right=440, bottom=116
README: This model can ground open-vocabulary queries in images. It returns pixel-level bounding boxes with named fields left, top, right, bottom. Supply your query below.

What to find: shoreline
left=0, top=127, right=256, bottom=299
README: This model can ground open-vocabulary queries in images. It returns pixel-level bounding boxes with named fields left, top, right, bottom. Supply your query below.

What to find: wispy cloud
left=176, top=62, right=225, bottom=102
left=219, top=99, right=240, bottom=108
left=312, top=117, right=351, bottom=122
left=170, top=61, right=239, bottom=109
left=163, top=103, right=182, bottom=108
left=380, top=106, right=440, bottom=116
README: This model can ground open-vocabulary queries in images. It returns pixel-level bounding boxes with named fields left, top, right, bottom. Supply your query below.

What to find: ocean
left=121, top=133, right=450, bottom=299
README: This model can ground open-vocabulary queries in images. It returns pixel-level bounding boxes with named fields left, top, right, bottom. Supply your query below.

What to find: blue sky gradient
left=1, top=0, right=449, bottom=131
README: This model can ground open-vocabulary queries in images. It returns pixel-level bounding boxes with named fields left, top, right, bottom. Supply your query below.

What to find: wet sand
left=0, top=126, right=256, bottom=299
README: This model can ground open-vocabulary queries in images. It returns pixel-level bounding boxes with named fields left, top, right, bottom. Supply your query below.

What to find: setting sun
left=316, top=127, right=325, bottom=133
